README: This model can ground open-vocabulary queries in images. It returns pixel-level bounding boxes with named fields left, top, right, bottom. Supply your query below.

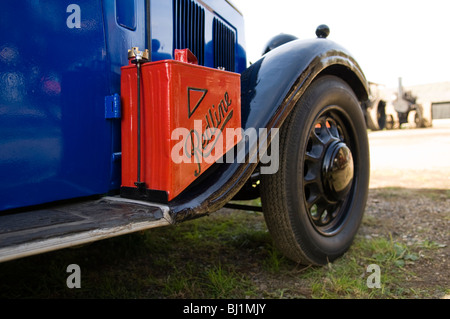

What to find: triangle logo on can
left=187, top=87, right=208, bottom=118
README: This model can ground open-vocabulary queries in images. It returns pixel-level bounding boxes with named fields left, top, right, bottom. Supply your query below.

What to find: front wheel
left=260, top=75, right=370, bottom=265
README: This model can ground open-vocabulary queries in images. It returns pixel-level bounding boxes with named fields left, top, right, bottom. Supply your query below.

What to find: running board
left=0, top=196, right=172, bottom=263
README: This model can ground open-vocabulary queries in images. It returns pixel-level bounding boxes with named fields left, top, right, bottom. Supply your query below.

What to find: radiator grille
left=173, top=0, right=205, bottom=65
left=213, top=18, right=235, bottom=72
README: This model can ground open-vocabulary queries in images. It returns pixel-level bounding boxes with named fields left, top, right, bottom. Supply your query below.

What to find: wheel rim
left=303, top=108, right=356, bottom=236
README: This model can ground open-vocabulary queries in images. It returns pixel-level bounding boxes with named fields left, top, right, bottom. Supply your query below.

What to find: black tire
left=366, top=98, right=386, bottom=131
left=260, top=75, right=370, bottom=265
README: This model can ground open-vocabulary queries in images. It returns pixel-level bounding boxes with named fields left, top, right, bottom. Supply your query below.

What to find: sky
left=236, top=0, right=450, bottom=88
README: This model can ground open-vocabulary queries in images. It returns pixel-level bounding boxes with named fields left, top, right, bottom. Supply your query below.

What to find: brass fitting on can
left=128, top=47, right=150, bottom=63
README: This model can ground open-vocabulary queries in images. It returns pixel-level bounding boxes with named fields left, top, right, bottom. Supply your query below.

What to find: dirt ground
left=363, top=121, right=449, bottom=298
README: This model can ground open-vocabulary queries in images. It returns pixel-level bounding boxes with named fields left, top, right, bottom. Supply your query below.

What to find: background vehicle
left=365, top=78, right=432, bottom=130
left=0, top=0, right=369, bottom=266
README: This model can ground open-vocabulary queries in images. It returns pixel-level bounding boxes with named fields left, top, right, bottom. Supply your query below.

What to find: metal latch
left=105, top=93, right=121, bottom=119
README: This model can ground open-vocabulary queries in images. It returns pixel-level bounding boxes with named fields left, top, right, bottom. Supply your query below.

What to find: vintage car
left=0, top=0, right=370, bottom=266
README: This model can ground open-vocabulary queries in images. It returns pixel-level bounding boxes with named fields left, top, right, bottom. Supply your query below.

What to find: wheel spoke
left=310, top=199, right=331, bottom=226
left=313, top=117, right=333, bottom=144
left=319, top=209, right=330, bottom=225
left=305, top=151, right=321, bottom=163
left=330, top=203, right=342, bottom=219
left=310, top=129, right=323, bottom=146
left=305, top=187, right=320, bottom=209
left=326, top=118, right=340, bottom=139
left=303, top=170, right=318, bottom=184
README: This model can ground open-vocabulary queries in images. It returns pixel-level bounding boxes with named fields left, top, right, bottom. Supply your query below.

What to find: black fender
left=168, top=38, right=369, bottom=222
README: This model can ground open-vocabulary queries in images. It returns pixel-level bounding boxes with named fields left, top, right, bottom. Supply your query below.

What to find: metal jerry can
left=120, top=48, right=242, bottom=202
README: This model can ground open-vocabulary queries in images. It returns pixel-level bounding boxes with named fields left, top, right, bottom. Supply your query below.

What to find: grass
left=305, top=236, right=421, bottom=298
left=0, top=196, right=446, bottom=299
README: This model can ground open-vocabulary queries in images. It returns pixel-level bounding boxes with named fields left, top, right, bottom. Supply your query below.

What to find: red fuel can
left=120, top=49, right=241, bottom=202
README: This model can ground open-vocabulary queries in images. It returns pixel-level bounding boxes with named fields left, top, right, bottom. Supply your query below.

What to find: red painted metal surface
left=121, top=50, right=241, bottom=201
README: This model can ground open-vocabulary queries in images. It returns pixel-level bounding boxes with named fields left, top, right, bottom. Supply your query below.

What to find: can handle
left=174, top=49, right=198, bottom=65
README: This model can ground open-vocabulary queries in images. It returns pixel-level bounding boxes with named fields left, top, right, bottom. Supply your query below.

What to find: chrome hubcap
left=322, top=142, right=354, bottom=201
